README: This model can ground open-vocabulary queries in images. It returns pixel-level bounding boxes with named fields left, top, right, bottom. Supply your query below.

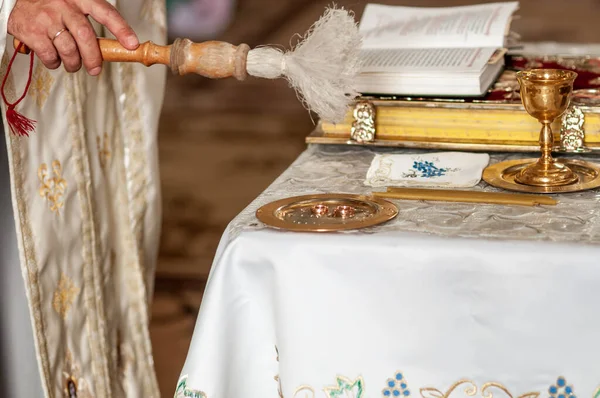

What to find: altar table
left=175, top=144, right=600, bottom=398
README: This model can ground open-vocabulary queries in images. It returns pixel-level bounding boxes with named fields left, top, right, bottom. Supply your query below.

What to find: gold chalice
left=484, top=69, right=600, bottom=193
left=515, top=69, right=578, bottom=187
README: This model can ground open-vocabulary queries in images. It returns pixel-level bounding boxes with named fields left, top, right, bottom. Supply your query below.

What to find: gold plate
left=255, top=193, right=398, bottom=232
left=483, top=158, right=600, bottom=193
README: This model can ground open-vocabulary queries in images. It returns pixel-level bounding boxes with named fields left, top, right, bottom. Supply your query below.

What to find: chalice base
left=514, top=159, right=579, bottom=187
left=483, top=158, right=600, bottom=193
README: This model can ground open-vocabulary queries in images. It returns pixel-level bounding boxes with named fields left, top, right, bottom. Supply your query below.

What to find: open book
left=355, top=2, right=520, bottom=97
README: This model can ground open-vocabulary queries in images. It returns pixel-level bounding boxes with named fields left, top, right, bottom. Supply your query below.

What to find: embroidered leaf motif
left=593, top=386, right=600, bottom=398
left=422, top=380, right=542, bottom=398
left=274, top=346, right=286, bottom=398
left=294, top=386, right=316, bottom=398
left=420, top=388, right=445, bottom=398
left=323, top=376, right=364, bottom=398
left=421, top=380, right=477, bottom=398
left=517, top=392, right=540, bottom=398
left=174, top=375, right=207, bottom=398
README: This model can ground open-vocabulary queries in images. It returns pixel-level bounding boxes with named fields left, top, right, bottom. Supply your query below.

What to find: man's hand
left=7, top=0, right=139, bottom=75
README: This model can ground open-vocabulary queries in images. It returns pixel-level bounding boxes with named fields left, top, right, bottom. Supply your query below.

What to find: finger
left=62, top=9, right=103, bottom=75
left=8, top=7, right=60, bottom=69
left=75, top=0, right=138, bottom=50
left=50, top=28, right=82, bottom=73
left=29, top=38, right=61, bottom=70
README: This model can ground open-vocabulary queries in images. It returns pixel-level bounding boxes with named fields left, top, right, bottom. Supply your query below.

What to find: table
left=175, top=144, right=600, bottom=398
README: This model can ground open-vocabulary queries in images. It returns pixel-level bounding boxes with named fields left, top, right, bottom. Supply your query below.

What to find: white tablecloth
left=176, top=42, right=600, bottom=398
left=175, top=145, right=600, bottom=398
left=180, top=229, right=600, bottom=398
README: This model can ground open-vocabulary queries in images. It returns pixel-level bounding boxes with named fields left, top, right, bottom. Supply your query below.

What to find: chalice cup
left=515, top=69, right=579, bottom=187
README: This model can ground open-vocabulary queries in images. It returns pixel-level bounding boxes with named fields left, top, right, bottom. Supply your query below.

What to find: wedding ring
left=52, top=28, right=68, bottom=41
left=311, top=204, right=329, bottom=217
left=333, top=205, right=355, bottom=218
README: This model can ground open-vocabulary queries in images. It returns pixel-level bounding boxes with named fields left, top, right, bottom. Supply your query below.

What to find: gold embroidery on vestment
left=7, top=124, right=52, bottom=395
left=0, top=53, right=16, bottom=102
left=66, top=71, right=110, bottom=397
left=117, top=62, right=159, bottom=395
left=30, top=61, right=54, bottom=109
left=97, top=133, right=111, bottom=170
left=52, top=273, right=80, bottom=319
left=38, top=160, right=67, bottom=213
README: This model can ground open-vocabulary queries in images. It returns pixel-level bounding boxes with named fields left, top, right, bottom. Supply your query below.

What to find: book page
left=359, top=2, right=519, bottom=50
left=359, top=47, right=498, bottom=73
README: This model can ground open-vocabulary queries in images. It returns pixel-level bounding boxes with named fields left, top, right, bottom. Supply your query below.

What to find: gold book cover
left=309, top=55, right=600, bottom=153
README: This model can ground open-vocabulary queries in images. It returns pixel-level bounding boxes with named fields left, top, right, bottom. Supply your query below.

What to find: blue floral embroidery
left=412, top=161, right=447, bottom=178
left=549, top=377, right=577, bottom=398
left=382, top=372, right=411, bottom=397
left=379, top=373, right=586, bottom=398
left=400, top=159, right=459, bottom=179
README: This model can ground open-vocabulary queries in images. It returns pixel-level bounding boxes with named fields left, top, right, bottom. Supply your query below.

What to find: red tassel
left=1, top=42, right=36, bottom=137
left=6, top=106, right=35, bottom=136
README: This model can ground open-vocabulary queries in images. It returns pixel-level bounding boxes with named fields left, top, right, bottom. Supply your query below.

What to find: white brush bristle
left=246, top=6, right=362, bottom=123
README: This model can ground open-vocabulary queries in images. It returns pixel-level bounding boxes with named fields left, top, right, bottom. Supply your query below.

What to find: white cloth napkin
left=365, top=152, right=490, bottom=188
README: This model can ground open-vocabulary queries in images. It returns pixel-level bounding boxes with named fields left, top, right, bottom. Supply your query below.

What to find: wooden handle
left=12, top=37, right=250, bottom=80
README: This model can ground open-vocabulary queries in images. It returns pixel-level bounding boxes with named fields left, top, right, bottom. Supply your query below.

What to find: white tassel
left=246, top=6, right=362, bottom=123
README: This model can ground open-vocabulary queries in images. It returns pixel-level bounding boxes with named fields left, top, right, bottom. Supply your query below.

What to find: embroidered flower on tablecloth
left=180, top=369, right=600, bottom=398
left=382, top=372, right=411, bottom=397
left=549, top=377, right=576, bottom=398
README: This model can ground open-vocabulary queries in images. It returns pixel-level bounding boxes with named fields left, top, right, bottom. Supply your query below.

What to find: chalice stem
left=539, top=122, right=554, bottom=167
